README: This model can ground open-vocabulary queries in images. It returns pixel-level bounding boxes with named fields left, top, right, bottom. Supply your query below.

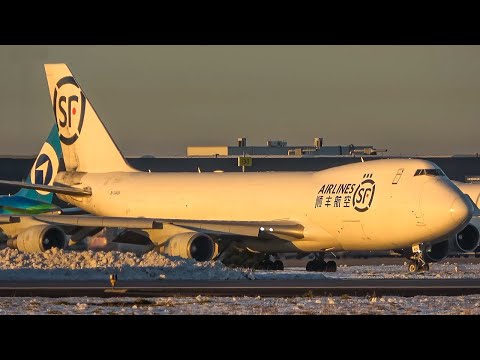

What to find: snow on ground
left=0, top=249, right=479, bottom=314
left=0, top=248, right=247, bottom=280
left=1, top=294, right=480, bottom=314
left=0, top=247, right=478, bottom=280
left=253, top=262, right=480, bottom=280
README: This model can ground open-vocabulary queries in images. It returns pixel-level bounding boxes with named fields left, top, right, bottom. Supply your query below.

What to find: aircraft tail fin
left=16, top=124, right=63, bottom=202
left=44, top=64, right=135, bottom=173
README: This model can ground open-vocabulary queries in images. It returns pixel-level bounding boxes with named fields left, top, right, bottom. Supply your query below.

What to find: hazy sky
left=1, top=45, right=480, bottom=157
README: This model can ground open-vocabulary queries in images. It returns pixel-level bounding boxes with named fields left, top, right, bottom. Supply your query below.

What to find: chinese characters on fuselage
left=315, top=183, right=356, bottom=208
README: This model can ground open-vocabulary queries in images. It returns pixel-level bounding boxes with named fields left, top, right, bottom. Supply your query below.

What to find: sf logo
left=58, top=94, right=78, bottom=128
left=353, top=178, right=376, bottom=212
left=53, top=76, right=86, bottom=145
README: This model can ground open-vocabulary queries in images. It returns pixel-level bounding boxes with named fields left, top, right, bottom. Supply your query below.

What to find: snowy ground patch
left=0, top=247, right=479, bottom=281
left=0, top=248, right=247, bottom=280
left=2, top=295, right=480, bottom=314
left=254, top=262, right=480, bottom=280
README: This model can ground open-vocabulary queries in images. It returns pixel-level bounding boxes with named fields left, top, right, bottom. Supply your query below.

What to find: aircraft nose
left=421, top=179, right=473, bottom=236
left=450, top=197, right=472, bottom=225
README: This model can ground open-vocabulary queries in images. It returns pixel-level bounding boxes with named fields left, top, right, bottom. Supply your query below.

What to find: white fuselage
left=57, top=159, right=472, bottom=253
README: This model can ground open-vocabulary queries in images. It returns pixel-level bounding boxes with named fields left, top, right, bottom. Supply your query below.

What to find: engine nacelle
left=11, top=225, right=67, bottom=253
left=423, top=240, right=450, bottom=263
left=164, top=232, right=216, bottom=262
left=450, top=224, right=480, bottom=252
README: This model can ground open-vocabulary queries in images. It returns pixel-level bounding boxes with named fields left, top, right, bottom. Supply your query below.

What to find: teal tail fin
left=16, top=124, right=63, bottom=202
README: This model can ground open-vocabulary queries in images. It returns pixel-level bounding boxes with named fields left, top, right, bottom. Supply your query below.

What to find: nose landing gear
left=407, top=244, right=431, bottom=273
left=407, top=261, right=429, bottom=273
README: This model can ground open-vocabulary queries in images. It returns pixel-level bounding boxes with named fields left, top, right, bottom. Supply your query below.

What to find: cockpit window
left=414, top=169, right=446, bottom=177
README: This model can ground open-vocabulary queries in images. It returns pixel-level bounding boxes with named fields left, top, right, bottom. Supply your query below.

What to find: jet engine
left=423, top=240, right=450, bottom=263
left=164, top=232, right=216, bottom=261
left=450, top=224, right=480, bottom=252
left=401, top=224, right=480, bottom=263
left=9, top=225, right=67, bottom=253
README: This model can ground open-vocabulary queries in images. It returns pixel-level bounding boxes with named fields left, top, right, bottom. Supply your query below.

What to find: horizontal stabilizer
left=0, top=180, right=91, bottom=197
left=60, top=207, right=89, bottom=215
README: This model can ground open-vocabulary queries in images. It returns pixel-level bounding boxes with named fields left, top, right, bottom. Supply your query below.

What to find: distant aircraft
left=0, top=125, right=67, bottom=252
left=0, top=64, right=474, bottom=272
left=450, top=181, right=480, bottom=252
left=0, top=125, right=62, bottom=215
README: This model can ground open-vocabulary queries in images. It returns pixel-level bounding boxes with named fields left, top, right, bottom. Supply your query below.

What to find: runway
left=1, top=278, right=480, bottom=297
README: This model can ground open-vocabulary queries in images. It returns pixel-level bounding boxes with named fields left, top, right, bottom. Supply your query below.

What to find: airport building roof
left=187, top=137, right=386, bottom=157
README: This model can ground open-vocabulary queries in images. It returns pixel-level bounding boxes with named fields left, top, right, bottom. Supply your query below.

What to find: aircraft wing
left=167, top=219, right=304, bottom=241
left=0, top=214, right=304, bottom=241
left=32, top=214, right=163, bottom=229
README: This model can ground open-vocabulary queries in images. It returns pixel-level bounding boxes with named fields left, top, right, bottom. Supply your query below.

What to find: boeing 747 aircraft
left=0, top=64, right=474, bottom=272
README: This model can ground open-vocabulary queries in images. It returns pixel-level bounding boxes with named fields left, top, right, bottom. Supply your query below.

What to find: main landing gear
left=256, top=254, right=284, bottom=271
left=306, top=253, right=337, bottom=273
left=407, top=244, right=430, bottom=273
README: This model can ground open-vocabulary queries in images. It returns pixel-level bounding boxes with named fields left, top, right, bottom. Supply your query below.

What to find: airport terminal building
left=187, top=137, right=382, bottom=157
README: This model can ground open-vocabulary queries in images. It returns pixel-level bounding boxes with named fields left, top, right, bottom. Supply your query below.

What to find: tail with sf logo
left=44, top=64, right=135, bottom=173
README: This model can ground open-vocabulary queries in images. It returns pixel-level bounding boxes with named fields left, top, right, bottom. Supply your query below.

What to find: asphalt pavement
left=1, top=278, right=479, bottom=297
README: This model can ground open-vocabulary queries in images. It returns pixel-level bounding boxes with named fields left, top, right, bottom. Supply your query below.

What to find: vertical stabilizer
left=44, top=64, right=135, bottom=173
left=17, top=124, right=63, bottom=201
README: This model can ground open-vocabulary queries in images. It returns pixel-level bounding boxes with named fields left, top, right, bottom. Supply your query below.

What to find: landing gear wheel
left=254, top=260, right=273, bottom=270
left=420, top=263, right=430, bottom=272
left=408, top=244, right=432, bottom=273
left=306, top=260, right=315, bottom=272
left=264, top=260, right=275, bottom=270
left=316, top=261, right=326, bottom=272
left=408, top=261, right=418, bottom=273
left=273, top=260, right=284, bottom=271
left=325, top=261, right=337, bottom=273
left=306, top=260, right=326, bottom=272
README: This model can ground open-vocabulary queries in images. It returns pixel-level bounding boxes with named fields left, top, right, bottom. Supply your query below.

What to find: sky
left=0, top=45, right=480, bottom=157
